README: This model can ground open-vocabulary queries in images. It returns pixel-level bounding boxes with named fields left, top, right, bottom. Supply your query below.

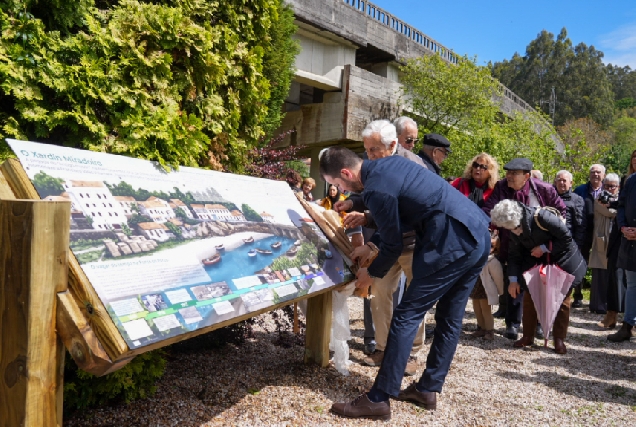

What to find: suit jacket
left=359, top=156, right=490, bottom=278
left=557, top=188, right=586, bottom=249
left=617, top=173, right=636, bottom=271
left=574, top=182, right=600, bottom=255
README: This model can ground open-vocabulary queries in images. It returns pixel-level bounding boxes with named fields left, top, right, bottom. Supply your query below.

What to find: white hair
left=604, top=173, right=620, bottom=183
left=531, top=170, right=543, bottom=181
left=490, top=199, right=523, bottom=230
left=555, top=170, right=573, bottom=182
left=393, top=116, right=417, bottom=136
left=589, top=164, right=606, bottom=175
left=362, top=120, right=397, bottom=148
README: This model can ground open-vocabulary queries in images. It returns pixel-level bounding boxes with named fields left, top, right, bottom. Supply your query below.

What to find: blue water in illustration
left=203, top=235, right=297, bottom=291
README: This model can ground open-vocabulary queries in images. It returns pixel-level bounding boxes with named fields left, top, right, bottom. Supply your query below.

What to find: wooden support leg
left=0, top=200, right=70, bottom=427
left=293, top=302, right=300, bottom=334
left=304, top=291, right=332, bottom=367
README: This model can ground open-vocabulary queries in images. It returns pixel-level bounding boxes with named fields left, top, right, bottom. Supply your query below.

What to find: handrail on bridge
left=339, top=0, right=533, bottom=115
left=341, top=0, right=458, bottom=64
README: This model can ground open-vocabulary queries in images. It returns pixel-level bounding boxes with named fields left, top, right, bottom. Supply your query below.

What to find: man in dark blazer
left=320, top=147, right=490, bottom=420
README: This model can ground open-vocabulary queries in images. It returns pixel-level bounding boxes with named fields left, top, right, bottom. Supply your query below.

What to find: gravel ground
left=65, top=297, right=636, bottom=427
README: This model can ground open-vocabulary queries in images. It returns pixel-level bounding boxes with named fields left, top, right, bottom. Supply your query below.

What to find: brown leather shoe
left=396, top=382, right=436, bottom=410
left=554, top=338, right=567, bottom=354
left=471, top=329, right=486, bottom=337
left=404, top=356, right=418, bottom=376
left=608, top=322, right=633, bottom=342
left=513, top=336, right=534, bottom=348
left=331, top=393, right=391, bottom=420
left=483, top=330, right=495, bottom=341
left=361, top=350, right=384, bottom=366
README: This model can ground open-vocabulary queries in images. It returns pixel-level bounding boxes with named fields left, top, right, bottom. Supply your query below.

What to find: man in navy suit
left=321, top=147, right=490, bottom=420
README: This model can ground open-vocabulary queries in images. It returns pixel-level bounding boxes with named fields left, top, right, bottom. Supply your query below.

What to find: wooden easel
left=0, top=159, right=333, bottom=427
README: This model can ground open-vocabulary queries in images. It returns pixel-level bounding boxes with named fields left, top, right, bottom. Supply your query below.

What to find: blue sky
left=367, top=0, right=636, bottom=68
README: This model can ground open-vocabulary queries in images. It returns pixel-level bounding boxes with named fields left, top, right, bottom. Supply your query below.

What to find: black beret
left=503, top=158, right=533, bottom=171
left=422, top=133, right=452, bottom=152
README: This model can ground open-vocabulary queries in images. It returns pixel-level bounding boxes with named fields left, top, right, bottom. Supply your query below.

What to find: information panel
left=7, top=139, right=352, bottom=349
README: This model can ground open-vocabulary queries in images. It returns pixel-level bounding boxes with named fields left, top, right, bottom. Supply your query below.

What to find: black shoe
left=571, top=299, right=583, bottom=308
left=504, top=326, right=518, bottom=340
left=535, top=324, right=544, bottom=340
left=493, top=308, right=506, bottom=319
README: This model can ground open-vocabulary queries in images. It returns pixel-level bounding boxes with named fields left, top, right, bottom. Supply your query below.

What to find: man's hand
left=350, top=244, right=372, bottom=265
left=355, top=267, right=373, bottom=290
left=343, top=211, right=367, bottom=228
left=333, top=199, right=353, bottom=212
left=508, top=282, right=521, bottom=299
left=622, top=227, right=636, bottom=240
left=530, top=246, right=544, bottom=258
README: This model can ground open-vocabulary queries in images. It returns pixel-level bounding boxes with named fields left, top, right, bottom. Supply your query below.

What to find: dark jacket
left=350, top=148, right=426, bottom=250
left=574, top=182, right=601, bottom=257
left=617, top=174, right=636, bottom=271
left=557, top=188, right=586, bottom=249
left=482, top=177, right=567, bottom=262
left=508, top=203, right=587, bottom=289
left=358, top=156, right=490, bottom=278
left=417, top=151, right=440, bottom=175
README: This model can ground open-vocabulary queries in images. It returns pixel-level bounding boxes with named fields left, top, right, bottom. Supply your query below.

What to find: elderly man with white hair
left=553, top=170, right=586, bottom=250
left=335, top=119, right=426, bottom=376
left=573, top=163, right=607, bottom=308
left=393, top=116, right=419, bottom=152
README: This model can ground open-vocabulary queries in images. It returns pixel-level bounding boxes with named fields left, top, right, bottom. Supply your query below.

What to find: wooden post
left=304, top=291, right=332, bottom=367
left=0, top=200, right=70, bottom=427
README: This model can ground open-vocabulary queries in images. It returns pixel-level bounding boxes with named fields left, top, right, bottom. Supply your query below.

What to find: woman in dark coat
left=491, top=199, right=587, bottom=354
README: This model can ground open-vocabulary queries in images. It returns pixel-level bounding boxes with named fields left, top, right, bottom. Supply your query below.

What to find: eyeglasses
left=604, top=184, right=618, bottom=189
left=404, top=137, right=419, bottom=145
left=472, top=162, right=488, bottom=171
left=505, top=170, right=526, bottom=176
left=435, top=147, right=450, bottom=159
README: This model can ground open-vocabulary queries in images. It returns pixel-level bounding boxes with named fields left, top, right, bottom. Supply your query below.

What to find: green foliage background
left=400, top=54, right=563, bottom=181
left=0, top=0, right=297, bottom=170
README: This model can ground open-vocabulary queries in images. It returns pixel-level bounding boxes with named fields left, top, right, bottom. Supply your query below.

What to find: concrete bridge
left=277, top=0, right=551, bottom=183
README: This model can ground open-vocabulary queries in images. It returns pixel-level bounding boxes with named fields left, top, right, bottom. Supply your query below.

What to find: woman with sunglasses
left=451, top=153, right=502, bottom=340
left=451, top=153, right=500, bottom=208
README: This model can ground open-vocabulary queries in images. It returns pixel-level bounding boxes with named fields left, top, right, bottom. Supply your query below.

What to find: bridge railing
left=340, top=0, right=534, bottom=115
left=341, top=0, right=458, bottom=64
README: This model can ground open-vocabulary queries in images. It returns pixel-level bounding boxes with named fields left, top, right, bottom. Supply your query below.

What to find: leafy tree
left=241, top=204, right=263, bottom=222
left=244, top=130, right=307, bottom=180
left=0, top=0, right=297, bottom=172
left=556, top=118, right=611, bottom=183
left=607, top=64, right=636, bottom=104
left=32, top=171, right=64, bottom=198
left=492, top=28, right=614, bottom=127
left=121, top=222, right=132, bottom=237
left=605, top=117, right=636, bottom=175
left=399, top=53, right=561, bottom=180
left=128, top=213, right=153, bottom=225
left=400, top=54, right=501, bottom=136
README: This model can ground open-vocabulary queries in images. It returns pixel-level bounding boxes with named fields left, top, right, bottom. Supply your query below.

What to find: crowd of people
left=287, top=117, right=635, bottom=421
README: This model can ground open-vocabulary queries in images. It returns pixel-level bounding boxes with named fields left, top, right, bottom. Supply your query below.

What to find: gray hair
left=393, top=116, right=417, bottom=136
left=589, top=164, right=606, bottom=174
left=490, top=199, right=523, bottom=230
left=555, top=170, right=573, bottom=182
left=531, top=170, right=543, bottom=181
left=604, top=173, right=620, bottom=183
left=361, top=120, right=397, bottom=148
